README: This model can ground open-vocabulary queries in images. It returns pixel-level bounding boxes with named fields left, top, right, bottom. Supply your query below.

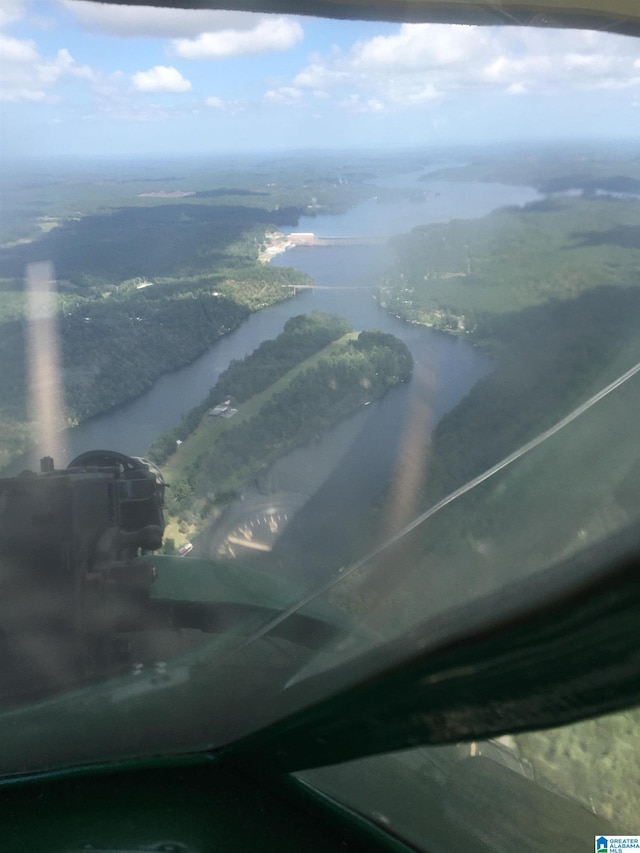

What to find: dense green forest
left=0, top=269, right=312, bottom=471
left=148, top=312, right=353, bottom=465
left=373, top=195, right=640, bottom=500
left=153, top=314, right=412, bottom=534
left=192, top=329, right=411, bottom=504
left=326, top=193, right=640, bottom=606
left=0, top=203, right=301, bottom=289
left=377, top=196, right=640, bottom=332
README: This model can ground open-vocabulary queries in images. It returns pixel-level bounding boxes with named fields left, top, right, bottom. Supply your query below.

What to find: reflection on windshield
left=0, top=3, right=639, bottom=841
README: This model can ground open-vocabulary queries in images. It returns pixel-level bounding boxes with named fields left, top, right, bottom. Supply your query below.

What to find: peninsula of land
left=148, top=312, right=412, bottom=549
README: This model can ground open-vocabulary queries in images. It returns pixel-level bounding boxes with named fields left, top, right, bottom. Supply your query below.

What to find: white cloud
left=293, top=60, right=349, bottom=91
left=204, top=95, right=246, bottom=113
left=285, top=25, right=640, bottom=113
left=131, top=65, right=192, bottom=93
left=264, top=86, right=303, bottom=105
left=0, top=0, right=25, bottom=30
left=353, top=24, right=482, bottom=72
left=53, top=47, right=96, bottom=82
left=339, top=94, right=385, bottom=113
left=0, top=33, right=39, bottom=63
left=0, top=34, right=96, bottom=102
left=171, top=16, right=302, bottom=60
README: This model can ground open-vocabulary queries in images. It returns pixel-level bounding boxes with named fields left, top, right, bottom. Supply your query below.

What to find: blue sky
left=1, top=0, right=640, bottom=158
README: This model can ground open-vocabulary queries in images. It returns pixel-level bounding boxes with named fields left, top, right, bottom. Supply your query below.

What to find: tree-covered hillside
left=333, top=188, right=640, bottom=630
left=0, top=170, right=328, bottom=470
left=149, top=312, right=354, bottom=465
left=377, top=196, right=640, bottom=332
left=152, top=314, right=412, bottom=537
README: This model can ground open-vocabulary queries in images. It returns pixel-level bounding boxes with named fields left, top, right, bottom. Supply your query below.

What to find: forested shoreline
left=373, top=195, right=640, bottom=500
left=148, top=312, right=353, bottom=465
left=0, top=172, right=339, bottom=470
left=152, top=313, right=412, bottom=541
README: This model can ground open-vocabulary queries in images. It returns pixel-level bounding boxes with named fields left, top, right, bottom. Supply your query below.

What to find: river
left=190, top=172, right=539, bottom=575
left=11, top=168, right=539, bottom=578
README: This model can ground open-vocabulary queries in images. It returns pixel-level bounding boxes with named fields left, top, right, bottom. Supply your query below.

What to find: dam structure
left=289, top=233, right=386, bottom=247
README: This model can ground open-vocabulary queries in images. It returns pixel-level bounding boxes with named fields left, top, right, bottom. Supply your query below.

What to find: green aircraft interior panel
left=1, top=762, right=412, bottom=853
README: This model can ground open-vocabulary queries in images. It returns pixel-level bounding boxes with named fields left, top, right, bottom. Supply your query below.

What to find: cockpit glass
left=0, top=1, right=639, bottom=824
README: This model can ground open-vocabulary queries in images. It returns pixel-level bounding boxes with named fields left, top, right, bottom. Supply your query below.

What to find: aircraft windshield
left=1, top=1, right=639, bottom=845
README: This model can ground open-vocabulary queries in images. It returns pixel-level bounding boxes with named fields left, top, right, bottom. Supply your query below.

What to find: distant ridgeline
left=148, top=312, right=412, bottom=522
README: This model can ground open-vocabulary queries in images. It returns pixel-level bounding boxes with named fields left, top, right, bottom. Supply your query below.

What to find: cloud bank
left=266, top=25, right=640, bottom=112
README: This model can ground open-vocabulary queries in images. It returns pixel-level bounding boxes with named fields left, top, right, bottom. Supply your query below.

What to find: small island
left=148, top=312, right=413, bottom=549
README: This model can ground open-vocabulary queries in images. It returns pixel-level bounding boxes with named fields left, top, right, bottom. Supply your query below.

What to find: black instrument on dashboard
left=0, top=451, right=166, bottom=699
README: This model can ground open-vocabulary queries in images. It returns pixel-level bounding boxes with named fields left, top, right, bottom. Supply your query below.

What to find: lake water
left=10, top=169, right=539, bottom=577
